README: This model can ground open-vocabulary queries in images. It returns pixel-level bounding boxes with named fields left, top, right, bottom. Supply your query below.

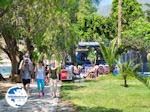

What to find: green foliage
left=0, top=0, right=12, bottom=9
left=122, top=18, right=150, bottom=51
left=88, top=48, right=96, bottom=64
left=62, top=76, right=150, bottom=112
left=0, top=0, right=149, bottom=68
left=118, top=60, right=140, bottom=87
left=135, top=74, right=150, bottom=89
left=111, top=0, right=148, bottom=53
left=100, top=38, right=119, bottom=70
left=112, top=0, right=144, bottom=30
left=118, top=61, right=140, bottom=77
left=1, top=0, right=149, bottom=83
left=43, top=4, right=74, bottom=59
left=74, top=14, right=116, bottom=42
left=42, top=0, right=100, bottom=61
left=74, top=0, right=99, bottom=41
left=0, top=0, right=47, bottom=41
left=76, top=0, right=96, bottom=22
left=145, top=3, right=150, bottom=22
left=31, top=49, right=45, bottom=62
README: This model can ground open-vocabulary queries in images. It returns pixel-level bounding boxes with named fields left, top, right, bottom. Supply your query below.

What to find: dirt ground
left=0, top=80, right=21, bottom=99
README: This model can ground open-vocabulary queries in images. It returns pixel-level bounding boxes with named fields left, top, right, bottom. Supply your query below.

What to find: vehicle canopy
left=76, top=42, right=104, bottom=65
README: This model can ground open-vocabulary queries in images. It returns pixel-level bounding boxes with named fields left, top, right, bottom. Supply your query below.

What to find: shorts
left=50, top=74, right=57, bottom=80
left=22, top=79, right=31, bottom=86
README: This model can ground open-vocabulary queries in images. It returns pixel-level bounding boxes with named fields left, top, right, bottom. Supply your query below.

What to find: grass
left=61, top=75, right=150, bottom=112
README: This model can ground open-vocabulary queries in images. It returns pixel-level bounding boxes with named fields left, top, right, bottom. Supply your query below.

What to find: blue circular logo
left=5, top=86, right=28, bottom=108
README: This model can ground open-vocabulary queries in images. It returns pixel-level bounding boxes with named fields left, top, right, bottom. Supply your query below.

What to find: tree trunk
left=117, top=0, right=122, bottom=47
left=7, top=45, right=20, bottom=82
left=1, top=30, right=21, bottom=82
left=123, top=75, right=128, bottom=87
left=61, top=51, right=66, bottom=68
left=70, top=45, right=76, bottom=64
left=25, top=38, right=34, bottom=60
left=10, top=52, right=20, bottom=74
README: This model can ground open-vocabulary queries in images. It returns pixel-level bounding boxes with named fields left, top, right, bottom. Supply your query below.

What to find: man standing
left=20, top=58, right=33, bottom=95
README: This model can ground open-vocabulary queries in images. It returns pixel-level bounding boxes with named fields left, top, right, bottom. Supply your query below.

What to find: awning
left=76, top=48, right=89, bottom=52
left=78, top=42, right=99, bottom=47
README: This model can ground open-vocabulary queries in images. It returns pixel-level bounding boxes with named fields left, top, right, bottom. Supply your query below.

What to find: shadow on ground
left=60, top=80, right=123, bottom=112
left=0, top=83, right=10, bottom=100
left=61, top=84, right=86, bottom=91
left=60, top=84, right=86, bottom=100
left=57, top=100, right=123, bottom=112
left=0, top=93, right=4, bottom=99
left=84, top=79, right=99, bottom=83
left=75, top=105, right=123, bottom=112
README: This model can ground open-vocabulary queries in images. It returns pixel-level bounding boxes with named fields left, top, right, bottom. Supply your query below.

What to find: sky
left=101, top=0, right=112, bottom=5
left=94, top=0, right=150, bottom=17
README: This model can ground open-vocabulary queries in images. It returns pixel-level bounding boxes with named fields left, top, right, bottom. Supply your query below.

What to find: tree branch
left=0, top=45, right=11, bottom=60
left=0, top=7, right=9, bottom=17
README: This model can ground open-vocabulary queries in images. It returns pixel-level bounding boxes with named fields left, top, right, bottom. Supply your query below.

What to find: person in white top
left=35, top=61, right=45, bottom=97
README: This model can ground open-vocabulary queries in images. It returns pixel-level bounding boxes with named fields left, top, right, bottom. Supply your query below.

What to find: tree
left=42, top=0, right=80, bottom=63
left=100, top=38, right=119, bottom=72
left=42, top=0, right=103, bottom=64
left=118, top=60, right=140, bottom=87
left=135, top=74, right=150, bottom=89
left=112, top=0, right=144, bottom=30
left=88, top=48, right=97, bottom=64
left=0, top=0, right=54, bottom=80
left=117, top=0, right=122, bottom=47
left=0, top=0, right=12, bottom=17
left=122, top=17, right=150, bottom=51
left=0, top=9, right=23, bottom=79
left=74, top=0, right=96, bottom=41
left=112, top=0, right=150, bottom=88
left=145, top=3, right=150, bottom=22
left=111, top=0, right=144, bottom=51
left=0, top=0, right=82, bottom=77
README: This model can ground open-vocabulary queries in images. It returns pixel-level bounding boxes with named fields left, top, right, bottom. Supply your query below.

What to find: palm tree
left=100, top=38, right=119, bottom=72
left=117, top=0, right=122, bottom=47
left=118, top=60, right=140, bottom=87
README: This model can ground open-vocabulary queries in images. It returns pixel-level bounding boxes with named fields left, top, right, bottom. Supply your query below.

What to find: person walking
left=35, top=61, right=45, bottom=97
left=49, top=60, right=58, bottom=98
left=20, top=58, right=32, bottom=95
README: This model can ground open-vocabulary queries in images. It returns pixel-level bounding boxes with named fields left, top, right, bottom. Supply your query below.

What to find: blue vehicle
left=75, top=42, right=104, bottom=65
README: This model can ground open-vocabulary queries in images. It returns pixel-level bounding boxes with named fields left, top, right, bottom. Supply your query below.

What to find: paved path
left=0, top=82, right=62, bottom=112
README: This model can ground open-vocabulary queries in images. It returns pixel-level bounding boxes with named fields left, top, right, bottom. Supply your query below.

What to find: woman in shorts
left=49, top=60, right=58, bottom=98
